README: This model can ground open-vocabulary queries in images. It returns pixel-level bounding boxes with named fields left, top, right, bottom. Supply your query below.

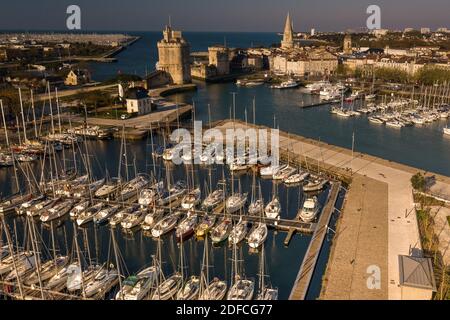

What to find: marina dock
left=288, top=181, right=341, bottom=300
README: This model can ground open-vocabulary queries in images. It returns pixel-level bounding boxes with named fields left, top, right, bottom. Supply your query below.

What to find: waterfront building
left=157, top=25, right=191, bottom=85
left=270, top=48, right=338, bottom=77
left=420, top=27, right=431, bottom=35
left=281, top=12, right=295, bottom=50
left=371, top=29, right=389, bottom=38
left=208, top=45, right=230, bottom=76
left=125, top=86, right=153, bottom=115
left=64, top=69, right=91, bottom=86
left=398, top=255, right=436, bottom=300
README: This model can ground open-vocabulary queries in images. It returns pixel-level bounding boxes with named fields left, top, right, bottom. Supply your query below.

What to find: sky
left=0, top=0, right=449, bottom=32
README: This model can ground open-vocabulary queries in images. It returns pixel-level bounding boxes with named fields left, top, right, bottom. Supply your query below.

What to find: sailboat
left=175, top=213, right=198, bottom=242
left=195, top=214, right=217, bottom=238
left=115, top=264, right=160, bottom=300
left=151, top=212, right=180, bottom=238
left=255, top=244, right=278, bottom=300
left=228, top=219, right=248, bottom=245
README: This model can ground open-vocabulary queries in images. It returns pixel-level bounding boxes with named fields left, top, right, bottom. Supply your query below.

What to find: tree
left=415, top=66, right=450, bottom=86
left=411, top=173, right=426, bottom=192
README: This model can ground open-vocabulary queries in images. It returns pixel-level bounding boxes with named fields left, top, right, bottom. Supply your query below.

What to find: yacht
left=228, top=220, right=248, bottom=245
left=119, top=175, right=150, bottom=201
left=95, top=178, right=121, bottom=199
left=271, top=79, right=299, bottom=89
left=115, top=266, right=159, bottom=300
left=272, top=165, right=296, bottom=180
left=227, top=276, right=255, bottom=300
left=299, top=196, right=321, bottom=223
left=443, top=127, right=450, bottom=135
left=157, top=181, right=187, bottom=206
left=210, top=217, right=232, bottom=243
left=83, top=267, right=119, bottom=298
left=93, top=205, right=121, bottom=224
left=151, top=213, right=179, bottom=238
left=141, top=208, right=165, bottom=231
left=40, top=199, right=74, bottom=222
left=72, top=178, right=105, bottom=198
left=69, top=200, right=90, bottom=218
left=25, top=255, right=69, bottom=286
left=76, top=203, right=104, bottom=226
left=199, top=277, right=228, bottom=300
left=176, top=275, right=200, bottom=300
left=284, top=171, right=309, bottom=185
left=226, top=193, right=248, bottom=214
left=247, top=223, right=268, bottom=249
left=181, top=188, right=201, bottom=210
left=248, top=199, right=264, bottom=216
left=195, top=214, right=217, bottom=238
left=121, top=209, right=147, bottom=229
left=109, top=205, right=139, bottom=227
left=260, top=164, right=282, bottom=178
left=368, top=116, right=384, bottom=124
left=303, top=176, right=328, bottom=192
left=201, top=189, right=224, bottom=211
left=151, top=273, right=182, bottom=300
left=175, top=214, right=198, bottom=242
left=16, top=195, right=45, bottom=215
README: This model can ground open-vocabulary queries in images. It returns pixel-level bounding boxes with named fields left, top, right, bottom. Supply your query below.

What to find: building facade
left=157, top=25, right=191, bottom=85
left=208, top=46, right=230, bottom=76
left=125, top=87, right=153, bottom=115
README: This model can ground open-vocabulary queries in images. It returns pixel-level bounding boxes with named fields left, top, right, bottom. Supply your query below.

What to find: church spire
left=281, top=12, right=294, bottom=49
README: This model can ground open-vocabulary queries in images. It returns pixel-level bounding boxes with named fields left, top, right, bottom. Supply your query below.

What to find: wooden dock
left=289, top=181, right=341, bottom=300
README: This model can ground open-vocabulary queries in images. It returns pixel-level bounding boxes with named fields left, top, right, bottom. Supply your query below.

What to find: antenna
left=168, top=15, right=172, bottom=28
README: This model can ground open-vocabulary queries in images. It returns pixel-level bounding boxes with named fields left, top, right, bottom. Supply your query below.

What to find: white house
left=125, top=87, right=152, bottom=115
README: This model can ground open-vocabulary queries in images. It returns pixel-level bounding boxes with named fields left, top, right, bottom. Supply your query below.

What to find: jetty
left=288, top=181, right=341, bottom=299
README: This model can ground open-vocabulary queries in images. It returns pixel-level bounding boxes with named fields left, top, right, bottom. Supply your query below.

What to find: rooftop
left=398, top=255, right=437, bottom=291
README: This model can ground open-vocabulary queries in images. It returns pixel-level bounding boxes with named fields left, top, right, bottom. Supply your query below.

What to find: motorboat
left=271, top=79, right=299, bottom=89
left=260, top=164, right=282, bottom=177
left=299, top=196, right=321, bottom=223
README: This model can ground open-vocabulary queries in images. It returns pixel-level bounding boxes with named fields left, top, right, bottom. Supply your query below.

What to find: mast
left=1, top=100, right=21, bottom=193
left=47, top=82, right=55, bottom=135
left=18, top=88, right=28, bottom=143
left=30, top=89, right=38, bottom=138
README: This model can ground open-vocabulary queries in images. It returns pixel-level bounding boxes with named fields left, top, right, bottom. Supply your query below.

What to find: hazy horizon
left=0, top=0, right=449, bottom=33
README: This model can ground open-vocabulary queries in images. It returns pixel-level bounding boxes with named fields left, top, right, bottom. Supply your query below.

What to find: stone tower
left=157, top=25, right=191, bottom=84
left=281, top=12, right=294, bottom=49
left=343, top=34, right=352, bottom=55
left=208, top=46, right=230, bottom=76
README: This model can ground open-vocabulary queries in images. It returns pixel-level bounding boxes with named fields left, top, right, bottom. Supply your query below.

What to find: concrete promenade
left=213, top=120, right=445, bottom=299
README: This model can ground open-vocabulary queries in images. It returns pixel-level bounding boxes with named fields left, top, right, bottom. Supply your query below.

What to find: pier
left=288, top=181, right=341, bottom=300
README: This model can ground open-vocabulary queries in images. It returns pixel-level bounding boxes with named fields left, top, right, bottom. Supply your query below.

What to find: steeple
left=281, top=12, right=294, bottom=49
